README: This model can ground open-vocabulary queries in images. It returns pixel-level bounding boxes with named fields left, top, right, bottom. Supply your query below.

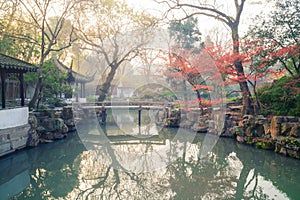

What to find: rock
left=264, top=124, right=270, bottom=135
left=55, top=118, right=65, bottom=129
left=64, top=119, right=75, bottom=127
left=238, top=120, right=244, bottom=127
left=39, top=138, right=53, bottom=143
left=41, top=132, right=54, bottom=140
left=270, top=116, right=283, bottom=139
left=287, top=149, right=300, bottom=159
left=62, top=106, right=73, bottom=120
left=272, top=116, right=284, bottom=123
left=236, top=135, right=245, bottom=143
left=253, top=138, right=275, bottom=150
left=165, top=109, right=181, bottom=127
left=194, top=126, right=208, bottom=133
left=41, top=118, right=56, bottom=132
left=281, top=123, right=294, bottom=136
left=64, top=119, right=76, bottom=131
left=28, top=115, right=38, bottom=128
left=279, top=147, right=287, bottom=156
left=255, top=124, right=265, bottom=137
left=53, top=132, right=66, bottom=140
left=275, top=137, right=300, bottom=159
left=286, top=116, right=299, bottom=123
left=220, top=114, right=235, bottom=137
left=221, top=128, right=235, bottom=137
left=290, top=125, right=300, bottom=138
left=189, top=120, right=208, bottom=132
left=245, top=126, right=253, bottom=137
left=41, top=118, right=66, bottom=132
left=243, top=115, right=255, bottom=125
left=36, top=126, right=46, bottom=135
left=62, top=124, right=68, bottom=134
left=27, top=128, right=39, bottom=147
left=234, top=126, right=244, bottom=136
left=256, top=115, right=267, bottom=124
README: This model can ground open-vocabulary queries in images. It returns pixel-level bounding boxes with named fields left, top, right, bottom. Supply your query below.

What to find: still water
left=1, top=123, right=300, bottom=200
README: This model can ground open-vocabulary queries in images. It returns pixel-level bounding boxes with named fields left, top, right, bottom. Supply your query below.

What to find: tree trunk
left=239, top=81, right=255, bottom=115
left=231, top=25, right=255, bottom=115
left=28, top=76, right=42, bottom=109
left=98, top=66, right=118, bottom=102
left=195, top=89, right=204, bottom=114
left=235, top=61, right=255, bottom=115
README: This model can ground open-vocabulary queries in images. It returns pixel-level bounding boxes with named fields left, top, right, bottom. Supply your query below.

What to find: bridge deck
left=81, top=105, right=165, bottom=110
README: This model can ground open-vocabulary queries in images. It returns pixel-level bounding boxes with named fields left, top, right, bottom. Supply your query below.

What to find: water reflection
left=1, top=128, right=299, bottom=199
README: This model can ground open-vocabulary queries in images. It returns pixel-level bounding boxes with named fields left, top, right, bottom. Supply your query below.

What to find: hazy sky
left=126, top=0, right=274, bottom=41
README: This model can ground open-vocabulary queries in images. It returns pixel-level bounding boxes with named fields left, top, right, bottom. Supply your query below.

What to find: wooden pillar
left=75, top=82, right=79, bottom=102
left=19, top=73, right=25, bottom=106
left=1, top=70, right=6, bottom=109
left=80, top=83, right=83, bottom=98
left=82, top=83, right=86, bottom=98
left=138, top=105, right=142, bottom=126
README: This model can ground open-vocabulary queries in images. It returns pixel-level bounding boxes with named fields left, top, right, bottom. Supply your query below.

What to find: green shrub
left=257, top=76, right=300, bottom=117
left=86, top=95, right=97, bottom=102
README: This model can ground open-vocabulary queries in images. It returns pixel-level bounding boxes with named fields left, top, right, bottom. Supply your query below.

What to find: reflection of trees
left=218, top=138, right=297, bottom=200
left=69, top=144, right=171, bottom=200
left=242, top=169, right=270, bottom=200
left=167, top=151, right=240, bottom=199
left=14, top=133, right=85, bottom=199
left=12, top=128, right=300, bottom=199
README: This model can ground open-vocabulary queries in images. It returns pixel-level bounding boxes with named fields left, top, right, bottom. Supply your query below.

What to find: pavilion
left=0, top=53, right=36, bottom=109
left=0, top=53, right=36, bottom=156
left=51, top=57, right=94, bottom=99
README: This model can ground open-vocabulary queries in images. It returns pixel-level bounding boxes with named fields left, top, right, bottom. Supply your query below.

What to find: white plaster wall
left=79, top=98, right=86, bottom=103
left=0, top=107, right=29, bottom=129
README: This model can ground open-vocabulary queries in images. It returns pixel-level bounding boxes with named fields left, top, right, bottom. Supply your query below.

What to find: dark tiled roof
left=0, top=53, right=37, bottom=72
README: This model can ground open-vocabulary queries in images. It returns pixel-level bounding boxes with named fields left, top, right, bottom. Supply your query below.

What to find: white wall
left=0, top=107, right=29, bottom=129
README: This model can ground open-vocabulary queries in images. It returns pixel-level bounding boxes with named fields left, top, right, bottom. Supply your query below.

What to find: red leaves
left=193, top=85, right=214, bottom=91
left=161, top=37, right=298, bottom=101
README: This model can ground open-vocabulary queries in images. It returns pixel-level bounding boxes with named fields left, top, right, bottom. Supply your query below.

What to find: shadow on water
left=0, top=126, right=299, bottom=200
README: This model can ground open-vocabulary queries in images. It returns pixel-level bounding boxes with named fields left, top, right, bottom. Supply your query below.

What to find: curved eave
left=0, top=53, right=37, bottom=72
left=52, top=57, right=94, bottom=83
left=73, top=73, right=95, bottom=83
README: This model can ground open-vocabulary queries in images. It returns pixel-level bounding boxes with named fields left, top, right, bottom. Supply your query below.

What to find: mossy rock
left=287, top=149, right=300, bottom=159
left=255, top=140, right=275, bottom=150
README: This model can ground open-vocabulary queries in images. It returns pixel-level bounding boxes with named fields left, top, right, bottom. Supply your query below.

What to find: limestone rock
left=281, top=123, right=294, bottom=136
left=256, top=124, right=265, bottom=137
left=290, top=125, right=300, bottom=138
left=62, top=106, right=73, bottom=120
left=285, top=116, right=298, bottom=123
left=28, top=115, right=38, bottom=129
left=41, top=118, right=56, bottom=132
left=270, top=116, right=283, bottom=139
left=36, top=126, right=46, bottom=135
left=27, top=128, right=39, bottom=147
left=236, top=135, right=245, bottom=143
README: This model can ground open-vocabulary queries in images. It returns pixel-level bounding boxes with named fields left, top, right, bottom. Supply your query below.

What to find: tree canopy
left=247, top=0, right=300, bottom=77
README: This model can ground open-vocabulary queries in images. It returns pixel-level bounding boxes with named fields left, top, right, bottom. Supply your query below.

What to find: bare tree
left=18, top=0, right=77, bottom=108
left=74, top=0, right=157, bottom=101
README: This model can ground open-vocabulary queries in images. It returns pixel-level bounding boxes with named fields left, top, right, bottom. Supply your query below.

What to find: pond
left=1, top=122, right=300, bottom=200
